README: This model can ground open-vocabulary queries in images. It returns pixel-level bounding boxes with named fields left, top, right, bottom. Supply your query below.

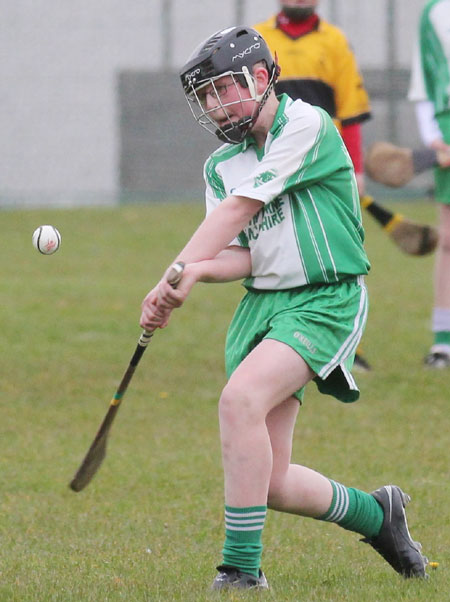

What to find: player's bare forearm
left=148, top=247, right=251, bottom=312
left=140, top=196, right=261, bottom=330
left=139, top=248, right=251, bottom=330
left=193, top=247, right=252, bottom=283
left=156, top=196, right=259, bottom=304
left=176, top=195, right=262, bottom=265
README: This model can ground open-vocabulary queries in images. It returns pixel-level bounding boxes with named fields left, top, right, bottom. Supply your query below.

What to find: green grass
left=0, top=200, right=448, bottom=601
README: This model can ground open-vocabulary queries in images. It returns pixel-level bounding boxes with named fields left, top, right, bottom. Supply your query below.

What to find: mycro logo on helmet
left=186, top=68, right=201, bottom=82
left=232, top=42, right=261, bottom=62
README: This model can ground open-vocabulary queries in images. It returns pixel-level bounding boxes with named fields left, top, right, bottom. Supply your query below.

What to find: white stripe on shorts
left=318, top=276, right=368, bottom=379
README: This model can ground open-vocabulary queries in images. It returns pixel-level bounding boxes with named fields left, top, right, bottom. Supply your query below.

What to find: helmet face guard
left=180, top=27, right=280, bottom=144
left=185, top=68, right=268, bottom=144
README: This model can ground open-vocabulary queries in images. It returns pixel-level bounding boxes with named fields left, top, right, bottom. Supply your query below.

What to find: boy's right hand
left=139, top=262, right=197, bottom=331
left=140, top=284, right=173, bottom=330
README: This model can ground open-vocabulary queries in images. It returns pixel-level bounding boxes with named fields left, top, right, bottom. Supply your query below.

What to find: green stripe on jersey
left=289, top=190, right=339, bottom=284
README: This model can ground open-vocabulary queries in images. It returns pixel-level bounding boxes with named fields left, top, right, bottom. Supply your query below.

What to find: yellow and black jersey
left=254, top=15, right=371, bottom=130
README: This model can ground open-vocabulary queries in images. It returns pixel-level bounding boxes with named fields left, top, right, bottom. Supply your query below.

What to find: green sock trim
left=317, top=480, right=383, bottom=538
left=222, top=505, right=266, bottom=577
left=434, top=331, right=450, bottom=345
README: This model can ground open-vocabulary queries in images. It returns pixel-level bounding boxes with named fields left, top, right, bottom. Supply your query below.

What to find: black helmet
left=180, top=26, right=280, bottom=144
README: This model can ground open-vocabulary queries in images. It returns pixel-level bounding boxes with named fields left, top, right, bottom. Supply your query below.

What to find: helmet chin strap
left=215, top=117, right=253, bottom=144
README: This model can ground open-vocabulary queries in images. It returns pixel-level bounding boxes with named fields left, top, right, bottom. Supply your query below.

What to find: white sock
left=430, top=343, right=450, bottom=356
left=432, top=308, right=450, bottom=332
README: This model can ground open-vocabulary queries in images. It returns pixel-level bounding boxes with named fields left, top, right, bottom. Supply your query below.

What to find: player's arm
left=162, top=246, right=252, bottom=304
left=413, top=100, right=450, bottom=166
left=140, top=195, right=261, bottom=329
left=341, top=121, right=364, bottom=194
left=189, top=246, right=252, bottom=283
left=139, top=246, right=251, bottom=331
left=332, top=31, right=370, bottom=195
left=174, top=195, right=261, bottom=265
left=414, top=100, right=443, bottom=147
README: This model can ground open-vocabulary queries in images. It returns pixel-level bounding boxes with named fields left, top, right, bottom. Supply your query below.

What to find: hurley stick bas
left=69, top=261, right=185, bottom=492
left=365, top=141, right=444, bottom=188
left=361, top=195, right=438, bottom=256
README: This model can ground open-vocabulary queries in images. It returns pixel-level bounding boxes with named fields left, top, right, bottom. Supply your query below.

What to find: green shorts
left=225, top=276, right=368, bottom=403
left=435, top=113, right=450, bottom=204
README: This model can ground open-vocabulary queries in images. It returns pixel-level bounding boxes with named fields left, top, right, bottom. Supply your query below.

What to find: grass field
left=0, top=200, right=448, bottom=601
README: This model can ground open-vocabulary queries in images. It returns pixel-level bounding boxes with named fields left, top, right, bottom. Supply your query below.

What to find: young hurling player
left=409, top=0, right=450, bottom=368
left=140, top=27, right=428, bottom=591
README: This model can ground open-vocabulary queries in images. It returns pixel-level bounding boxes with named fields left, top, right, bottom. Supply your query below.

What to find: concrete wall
left=0, top=0, right=432, bottom=207
left=118, top=71, right=219, bottom=201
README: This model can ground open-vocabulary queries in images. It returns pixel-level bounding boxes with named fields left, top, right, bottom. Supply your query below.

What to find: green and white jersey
left=204, top=94, right=369, bottom=290
left=409, top=0, right=450, bottom=115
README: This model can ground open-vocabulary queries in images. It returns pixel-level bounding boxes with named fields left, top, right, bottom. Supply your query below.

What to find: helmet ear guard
left=241, top=65, right=263, bottom=102
left=242, top=55, right=281, bottom=103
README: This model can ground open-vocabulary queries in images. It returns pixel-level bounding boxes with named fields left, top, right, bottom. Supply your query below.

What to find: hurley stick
left=69, top=261, right=185, bottom=492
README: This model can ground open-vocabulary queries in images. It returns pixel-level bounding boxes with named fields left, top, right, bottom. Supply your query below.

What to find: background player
left=408, top=0, right=450, bottom=368
left=140, top=26, right=428, bottom=591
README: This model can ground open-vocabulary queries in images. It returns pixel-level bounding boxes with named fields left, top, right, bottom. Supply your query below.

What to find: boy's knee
left=219, top=382, right=261, bottom=427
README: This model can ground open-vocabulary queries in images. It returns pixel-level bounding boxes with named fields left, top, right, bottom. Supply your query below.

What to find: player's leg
left=425, top=203, right=450, bottom=367
left=266, top=400, right=384, bottom=533
left=265, top=397, right=428, bottom=579
left=213, top=278, right=364, bottom=588
left=214, top=338, right=314, bottom=589
left=214, top=337, right=426, bottom=587
left=219, top=339, right=313, bottom=507
left=266, top=396, right=333, bottom=516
